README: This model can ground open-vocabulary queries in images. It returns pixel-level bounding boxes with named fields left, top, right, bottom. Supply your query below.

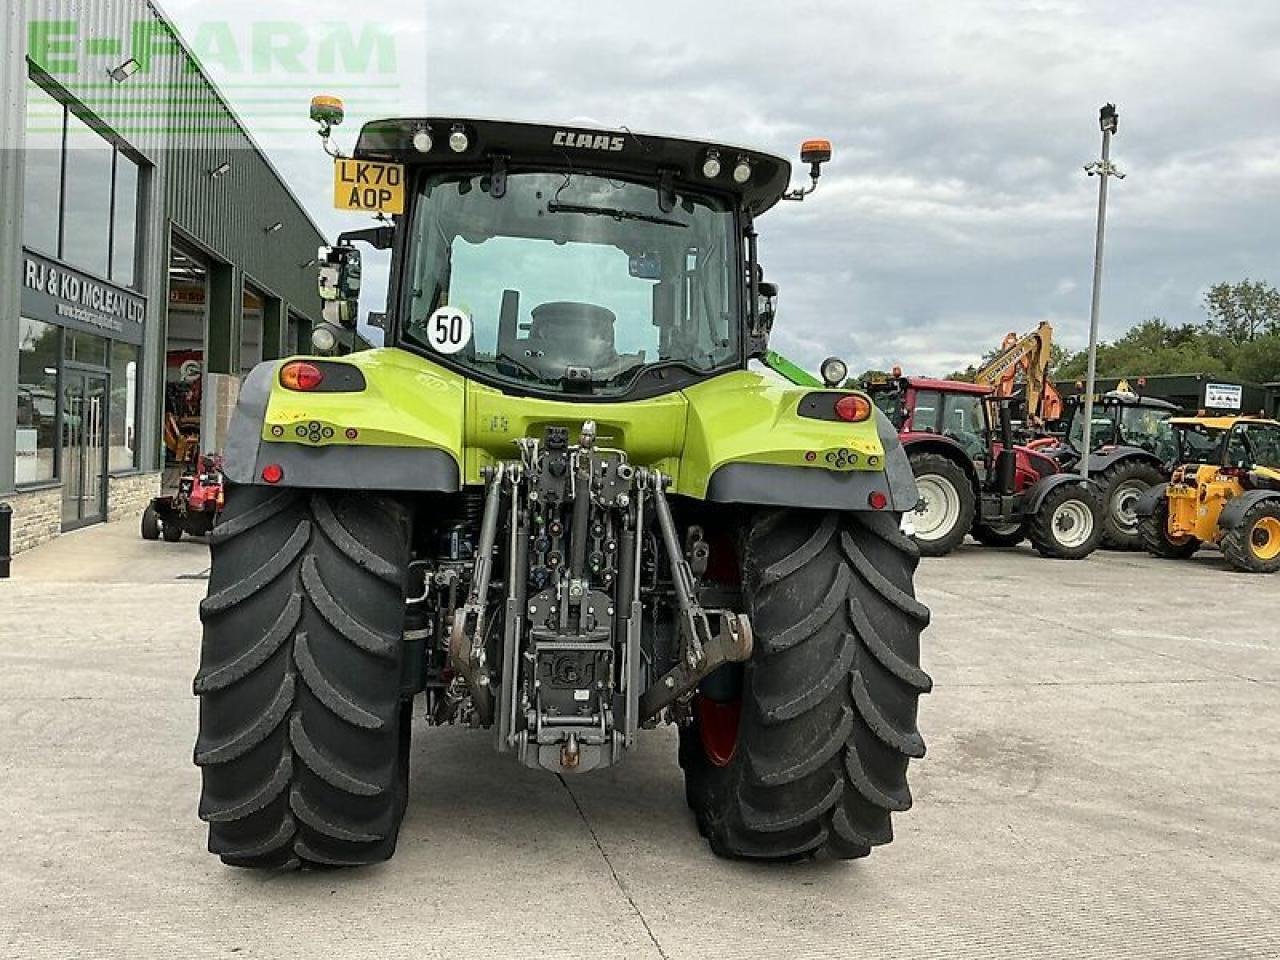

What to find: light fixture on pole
left=1078, top=103, right=1125, bottom=477
left=265, top=222, right=284, bottom=234
left=209, top=162, right=232, bottom=180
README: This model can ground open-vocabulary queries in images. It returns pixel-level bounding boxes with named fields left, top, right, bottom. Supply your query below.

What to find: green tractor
left=193, top=105, right=931, bottom=869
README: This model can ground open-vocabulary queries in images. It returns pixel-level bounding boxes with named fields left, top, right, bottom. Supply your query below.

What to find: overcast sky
left=162, top=0, right=1280, bottom=376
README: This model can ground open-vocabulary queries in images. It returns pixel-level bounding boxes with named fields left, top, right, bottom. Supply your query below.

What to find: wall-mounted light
left=209, top=162, right=232, bottom=180
left=265, top=222, right=284, bottom=234
left=108, top=58, right=141, bottom=83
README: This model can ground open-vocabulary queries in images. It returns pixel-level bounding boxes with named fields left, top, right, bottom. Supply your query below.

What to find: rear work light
left=280, top=361, right=325, bottom=391
left=835, top=394, right=873, bottom=422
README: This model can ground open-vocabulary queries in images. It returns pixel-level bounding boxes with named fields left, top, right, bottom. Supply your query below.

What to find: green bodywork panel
left=258, top=348, right=884, bottom=497
left=762, top=350, right=822, bottom=387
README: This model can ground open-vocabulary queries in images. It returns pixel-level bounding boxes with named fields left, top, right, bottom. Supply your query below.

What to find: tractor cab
left=314, top=114, right=833, bottom=401
left=1058, top=390, right=1179, bottom=466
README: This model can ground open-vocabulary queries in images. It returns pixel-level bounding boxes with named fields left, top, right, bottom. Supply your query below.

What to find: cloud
left=161, top=0, right=1280, bottom=375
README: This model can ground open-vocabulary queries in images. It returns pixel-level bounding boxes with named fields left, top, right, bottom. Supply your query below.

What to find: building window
left=22, top=80, right=63, bottom=256
left=65, top=330, right=110, bottom=368
left=109, top=343, right=140, bottom=472
left=15, top=319, right=61, bottom=486
left=22, top=75, right=145, bottom=288
left=241, top=283, right=265, bottom=374
left=112, top=155, right=140, bottom=287
left=287, top=313, right=306, bottom=355
left=62, top=110, right=114, bottom=278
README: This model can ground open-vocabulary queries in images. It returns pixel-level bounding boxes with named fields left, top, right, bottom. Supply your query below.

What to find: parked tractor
left=1033, top=388, right=1179, bottom=550
left=192, top=110, right=932, bottom=870
left=1137, top=415, right=1280, bottom=573
left=141, top=452, right=225, bottom=542
left=866, top=375, right=1103, bottom=558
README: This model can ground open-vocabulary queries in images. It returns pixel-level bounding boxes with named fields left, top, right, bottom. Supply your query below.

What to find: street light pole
left=1079, top=103, right=1125, bottom=477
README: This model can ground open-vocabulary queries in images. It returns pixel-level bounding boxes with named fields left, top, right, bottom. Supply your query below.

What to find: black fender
left=705, top=410, right=919, bottom=513
left=1133, top=482, right=1169, bottom=519
left=1082, top=445, right=1164, bottom=475
left=1021, top=473, right=1101, bottom=517
left=1218, top=489, right=1280, bottom=531
left=223, top=362, right=461, bottom=492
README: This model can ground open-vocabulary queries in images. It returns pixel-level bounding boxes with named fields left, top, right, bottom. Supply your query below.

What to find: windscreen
left=402, top=171, right=739, bottom=394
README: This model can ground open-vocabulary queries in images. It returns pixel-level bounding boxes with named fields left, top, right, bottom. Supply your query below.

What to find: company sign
left=1204, top=382, right=1243, bottom=411
left=21, top=250, right=145, bottom=345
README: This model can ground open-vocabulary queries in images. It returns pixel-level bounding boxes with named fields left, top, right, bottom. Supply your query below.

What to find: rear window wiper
left=546, top=201, right=687, bottom=228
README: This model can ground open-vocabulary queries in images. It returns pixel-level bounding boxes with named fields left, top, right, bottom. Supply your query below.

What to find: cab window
left=942, top=393, right=988, bottom=459
left=911, top=390, right=941, bottom=433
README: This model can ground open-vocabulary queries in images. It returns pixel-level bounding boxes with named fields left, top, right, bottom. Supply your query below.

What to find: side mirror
left=318, top=244, right=361, bottom=328
left=757, top=281, right=778, bottom=332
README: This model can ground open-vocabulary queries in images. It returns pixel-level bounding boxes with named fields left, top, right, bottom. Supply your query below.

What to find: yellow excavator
left=973, top=322, right=1063, bottom=428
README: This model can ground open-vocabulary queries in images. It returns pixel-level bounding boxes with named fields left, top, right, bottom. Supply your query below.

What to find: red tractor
left=141, top=452, right=225, bottom=542
left=866, top=375, right=1103, bottom=558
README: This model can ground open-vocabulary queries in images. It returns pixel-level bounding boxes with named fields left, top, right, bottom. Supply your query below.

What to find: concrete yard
left=1, top=517, right=1277, bottom=960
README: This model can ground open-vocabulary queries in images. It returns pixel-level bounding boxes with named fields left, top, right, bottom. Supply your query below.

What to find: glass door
left=61, top=371, right=109, bottom=529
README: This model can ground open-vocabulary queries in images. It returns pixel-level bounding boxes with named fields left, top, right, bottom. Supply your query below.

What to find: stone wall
left=107, top=472, right=161, bottom=522
left=2, top=472, right=161, bottom=556
left=4, top=485, right=62, bottom=554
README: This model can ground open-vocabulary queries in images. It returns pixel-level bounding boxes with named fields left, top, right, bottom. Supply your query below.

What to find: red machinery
left=866, top=375, right=1102, bottom=559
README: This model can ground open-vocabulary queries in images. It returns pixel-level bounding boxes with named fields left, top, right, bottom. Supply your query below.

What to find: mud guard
left=705, top=412, right=919, bottom=512
left=1022, top=473, right=1100, bottom=517
left=1081, top=445, right=1164, bottom=474
left=1133, top=482, right=1170, bottom=519
left=223, top=363, right=460, bottom=491
left=1218, top=489, right=1280, bottom=531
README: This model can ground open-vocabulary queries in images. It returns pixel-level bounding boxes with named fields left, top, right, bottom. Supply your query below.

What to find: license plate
left=333, top=159, right=406, bottom=214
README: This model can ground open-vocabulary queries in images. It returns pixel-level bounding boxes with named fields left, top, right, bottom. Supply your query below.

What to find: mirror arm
left=338, top=226, right=394, bottom=251
left=782, top=162, right=824, bottom=202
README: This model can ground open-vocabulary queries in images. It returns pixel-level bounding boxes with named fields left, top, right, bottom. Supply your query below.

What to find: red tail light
left=261, top=464, right=284, bottom=484
left=835, top=394, right=872, bottom=422
left=280, top=361, right=324, bottom=391
left=868, top=491, right=888, bottom=510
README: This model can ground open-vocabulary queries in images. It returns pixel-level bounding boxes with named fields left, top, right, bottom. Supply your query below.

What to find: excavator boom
left=974, top=321, right=1062, bottom=426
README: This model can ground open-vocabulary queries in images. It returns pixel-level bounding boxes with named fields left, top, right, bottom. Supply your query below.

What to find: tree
left=1234, top=336, right=1280, bottom=385
left=1202, top=280, right=1280, bottom=344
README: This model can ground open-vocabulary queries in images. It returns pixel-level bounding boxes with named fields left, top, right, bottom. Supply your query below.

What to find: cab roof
left=1169, top=415, right=1280, bottom=430
left=876, top=376, right=991, bottom=396
left=354, top=117, right=794, bottom=215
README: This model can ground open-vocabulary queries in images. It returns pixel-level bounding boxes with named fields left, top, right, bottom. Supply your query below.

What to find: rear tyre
left=681, top=509, right=932, bottom=861
left=194, top=484, right=412, bottom=869
left=1028, top=483, right=1102, bottom=559
left=1220, top=500, right=1280, bottom=574
left=162, top=522, right=184, bottom=543
left=1140, top=499, right=1200, bottom=559
left=907, top=453, right=975, bottom=557
left=971, top=521, right=1026, bottom=548
left=1098, top=461, right=1164, bottom=551
left=141, top=504, right=161, bottom=541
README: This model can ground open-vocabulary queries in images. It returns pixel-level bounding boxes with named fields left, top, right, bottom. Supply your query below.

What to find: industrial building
left=1056, top=373, right=1273, bottom=417
left=2, top=0, right=326, bottom=553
